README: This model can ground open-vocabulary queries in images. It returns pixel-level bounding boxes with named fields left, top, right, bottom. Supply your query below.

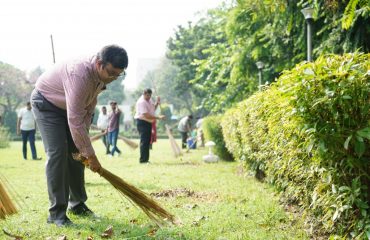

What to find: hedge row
left=221, top=53, right=370, bottom=238
left=202, top=115, right=233, bottom=161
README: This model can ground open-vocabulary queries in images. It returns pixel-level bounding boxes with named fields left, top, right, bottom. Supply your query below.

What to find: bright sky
left=0, top=0, right=224, bottom=89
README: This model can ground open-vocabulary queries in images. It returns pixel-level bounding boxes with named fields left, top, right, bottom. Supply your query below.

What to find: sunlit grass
left=0, top=139, right=308, bottom=239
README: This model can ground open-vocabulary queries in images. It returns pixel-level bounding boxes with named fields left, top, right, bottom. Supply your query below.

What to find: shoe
left=23, top=158, right=27, bottom=160
left=68, top=203, right=95, bottom=216
left=47, top=216, right=74, bottom=227
left=33, top=157, right=42, bottom=160
left=140, top=161, right=150, bottom=164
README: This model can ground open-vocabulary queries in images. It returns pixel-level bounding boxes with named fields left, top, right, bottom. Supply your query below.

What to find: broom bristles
left=165, top=124, right=182, bottom=158
left=118, top=136, right=138, bottom=149
left=0, top=181, right=17, bottom=219
left=73, top=154, right=177, bottom=226
left=90, top=131, right=108, bottom=142
left=99, top=168, right=175, bottom=226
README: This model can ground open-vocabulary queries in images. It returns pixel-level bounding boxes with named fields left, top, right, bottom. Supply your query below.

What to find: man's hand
left=157, top=114, right=166, bottom=120
left=87, top=155, right=102, bottom=172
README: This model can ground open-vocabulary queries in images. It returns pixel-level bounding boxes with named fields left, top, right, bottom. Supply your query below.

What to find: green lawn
left=0, top=139, right=308, bottom=240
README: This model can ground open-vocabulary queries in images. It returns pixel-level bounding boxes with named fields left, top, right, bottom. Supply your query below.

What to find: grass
left=0, top=139, right=308, bottom=239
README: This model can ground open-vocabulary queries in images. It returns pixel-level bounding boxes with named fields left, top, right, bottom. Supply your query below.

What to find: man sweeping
left=178, top=115, right=193, bottom=149
left=31, top=45, right=128, bottom=227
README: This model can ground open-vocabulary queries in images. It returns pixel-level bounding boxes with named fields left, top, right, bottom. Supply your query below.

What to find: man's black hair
left=143, top=88, right=152, bottom=95
left=98, top=45, right=128, bottom=69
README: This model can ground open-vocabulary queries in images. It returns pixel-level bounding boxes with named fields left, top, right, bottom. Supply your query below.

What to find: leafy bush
left=0, top=126, right=10, bottom=148
left=203, top=115, right=233, bottom=161
left=221, top=53, right=370, bottom=238
left=3, top=110, right=17, bottom=135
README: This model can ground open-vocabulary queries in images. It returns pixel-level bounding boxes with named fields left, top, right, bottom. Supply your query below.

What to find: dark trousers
left=31, top=90, right=87, bottom=222
left=180, top=131, right=188, bottom=149
left=137, top=119, right=152, bottom=163
left=21, top=129, right=37, bottom=159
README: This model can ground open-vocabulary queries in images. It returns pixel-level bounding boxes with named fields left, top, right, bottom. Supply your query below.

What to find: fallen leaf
left=129, top=219, right=138, bottom=224
left=86, top=236, right=94, bottom=240
left=191, top=216, right=208, bottom=226
left=147, top=228, right=157, bottom=236
left=184, top=204, right=198, bottom=210
left=57, top=235, right=67, bottom=240
left=101, top=226, right=113, bottom=238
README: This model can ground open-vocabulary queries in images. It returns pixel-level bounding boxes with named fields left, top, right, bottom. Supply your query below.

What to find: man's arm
left=143, top=112, right=165, bottom=120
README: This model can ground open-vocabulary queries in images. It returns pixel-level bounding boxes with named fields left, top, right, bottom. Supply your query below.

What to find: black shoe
left=68, top=203, right=94, bottom=216
left=47, top=216, right=74, bottom=227
left=33, top=157, right=42, bottom=160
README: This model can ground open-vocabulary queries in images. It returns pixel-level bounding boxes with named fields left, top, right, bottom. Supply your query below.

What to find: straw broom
left=72, top=153, right=177, bottom=227
left=0, top=180, right=17, bottom=219
left=90, top=131, right=138, bottom=150
left=118, top=135, right=138, bottom=149
left=165, top=124, right=182, bottom=158
left=90, top=131, right=108, bottom=142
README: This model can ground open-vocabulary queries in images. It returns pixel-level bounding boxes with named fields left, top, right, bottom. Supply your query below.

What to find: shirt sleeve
left=63, top=72, right=95, bottom=157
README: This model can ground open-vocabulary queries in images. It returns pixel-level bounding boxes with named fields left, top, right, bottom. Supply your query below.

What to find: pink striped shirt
left=35, top=55, right=105, bottom=157
left=134, top=95, right=155, bottom=123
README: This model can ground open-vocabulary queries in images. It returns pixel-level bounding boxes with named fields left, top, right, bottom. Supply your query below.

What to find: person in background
left=107, top=101, right=121, bottom=157
left=134, top=89, right=164, bottom=163
left=97, top=106, right=110, bottom=154
left=17, top=102, right=42, bottom=160
left=31, top=44, right=128, bottom=227
left=178, top=115, right=193, bottom=149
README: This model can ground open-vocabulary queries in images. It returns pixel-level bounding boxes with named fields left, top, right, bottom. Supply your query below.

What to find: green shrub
left=221, top=52, right=370, bottom=238
left=203, top=115, right=233, bottom=161
left=0, top=126, right=10, bottom=148
left=3, top=110, right=17, bottom=135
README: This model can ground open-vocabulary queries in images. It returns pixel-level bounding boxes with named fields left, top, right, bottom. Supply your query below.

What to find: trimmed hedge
left=221, top=53, right=370, bottom=238
left=203, top=115, right=233, bottom=161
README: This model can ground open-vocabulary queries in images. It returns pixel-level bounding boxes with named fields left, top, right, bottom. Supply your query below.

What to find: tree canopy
left=147, top=0, right=369, bottom=115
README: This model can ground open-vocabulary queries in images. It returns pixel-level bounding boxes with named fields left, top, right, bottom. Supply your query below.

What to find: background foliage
left=221, top=52, right=370, bottom=238
left=203, top=115, right=233, bottom=161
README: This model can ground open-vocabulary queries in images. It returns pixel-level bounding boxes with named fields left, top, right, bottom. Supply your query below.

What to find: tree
left=97, top=75, right=126, bottom=105
left=0, top=62, right=33, bottom=134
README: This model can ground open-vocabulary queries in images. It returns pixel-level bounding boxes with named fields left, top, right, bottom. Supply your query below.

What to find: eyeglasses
left=105, top=67, right=126, bottom=80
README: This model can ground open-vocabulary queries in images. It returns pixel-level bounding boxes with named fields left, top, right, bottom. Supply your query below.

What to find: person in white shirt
left=97, top=106, right=110, bottom=154
left=17, top=102, right=41, bottom=160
